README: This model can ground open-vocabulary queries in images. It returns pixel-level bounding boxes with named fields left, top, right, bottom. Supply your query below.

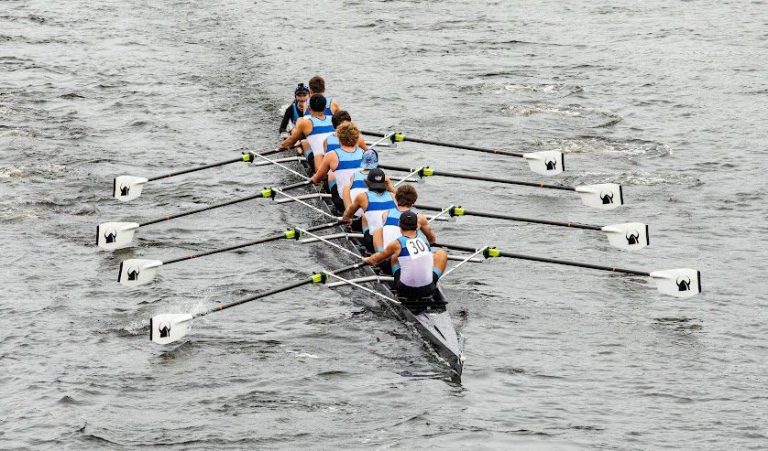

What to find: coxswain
left=310, top=121, right=365, bottom=212
left=279, top=94, right=333, bottom=173
left=278, top=83, right=310, bottom=136
left=363, top=210, right=448, bottom=299
left=308, top=75, right=341, bottom=116
left=373, top=184, right=436, bottom=253
left=341, top=167, right=396, bottom=251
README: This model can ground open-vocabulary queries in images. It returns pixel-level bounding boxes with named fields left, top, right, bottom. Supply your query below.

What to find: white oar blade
left=649, top=268, right=701, bottom=298
left=118, top=259, right=163, bottom=286
left=523, top=151, right=564, bottom=176
left=113, top=176, right=148, bottom=202
left=601, top=223, right=649, bottom=251
left=96, top=222, right=139, bottom=250
left=575, top=183, right=624, bottom=210
left=150, top=314, right=193, bottom=345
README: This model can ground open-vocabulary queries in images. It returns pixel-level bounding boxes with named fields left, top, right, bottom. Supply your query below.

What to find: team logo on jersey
left=600, top=192, right=614, bottom=204
left=158, top=322, right=171, bottom=338
left=676, top=276, right=691, bottom=292
left=545, top=159, right=557, bottom=171
left=626, top=231, right=640, bottom=245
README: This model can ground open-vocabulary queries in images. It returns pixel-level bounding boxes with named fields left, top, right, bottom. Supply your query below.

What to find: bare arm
left=364, top=239, right=400, bottom=266
left=311, top=152, right=337, bottom=184
left=280, top=119, right=310, bottom=150
left=356, top=136, right=369, bottom=151
left=342, top=192, right=367, bottom=222
left=342, top=175, right=354, bottom=207
left=417, top=214, right=436, bottom=244
left=385, top=176, right=396, bottom=194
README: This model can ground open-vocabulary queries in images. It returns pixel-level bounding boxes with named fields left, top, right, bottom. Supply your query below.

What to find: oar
left=112, top=149, right=296, bottom=202
left=436, top=243, right=701, bottom=298
left=379, top=164, right=623, bottom=210
left=149, top=262, right=366, bottom=345
left=118, top=221, right=342, bottom=286
left=362, top=130, right=564, bottom=176
left=97, top=180, right=310, bottom=251
left=415, top=204, right=648, bottom=251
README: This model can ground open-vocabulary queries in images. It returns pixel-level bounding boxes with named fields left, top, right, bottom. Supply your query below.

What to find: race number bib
left=405, top=238, right=430, bottom=260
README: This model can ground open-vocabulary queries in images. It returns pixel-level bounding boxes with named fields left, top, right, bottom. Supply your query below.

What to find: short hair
left=332, top=110, right=351, bottom=128
left=309, top=94, right=326, bottom=113
left=395, top=184, right=418, bottom=207
left=335, top=121, right=360, bottom=147
left=308, top=75, right=325, bottom=93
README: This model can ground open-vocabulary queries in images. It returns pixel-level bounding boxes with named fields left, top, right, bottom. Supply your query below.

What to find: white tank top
left=349, top=170, right=368, bottom=217
left=305, top=116, right=334, bottom=157
left=363, top=191, right=396, bottom=233
left=396, top=235, right=434, bottom=287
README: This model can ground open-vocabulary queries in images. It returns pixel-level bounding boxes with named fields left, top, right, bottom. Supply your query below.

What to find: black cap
left=398, top=210, right=418, bottom=231
left=365, top=168, right=387, bottom=191
left=295, top=83, right=309, bottom=95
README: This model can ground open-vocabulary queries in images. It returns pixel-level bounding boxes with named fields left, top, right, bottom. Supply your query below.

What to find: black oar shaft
left=138, top=180, right=310, bottom=227
left=378, top=164, right=573, bottom=191
left=162, top=222, right=340, bottom=265
left=200, top=262, right=365, bottom=317
left=361, top=130, right=523, bottom=158
left=145, top=149, right=282, bottom=182
left=436, top=243, right=649, bottom=276
left=414, top=204, right=602, bottom=231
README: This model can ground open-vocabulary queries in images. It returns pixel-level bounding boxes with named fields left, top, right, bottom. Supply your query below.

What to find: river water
left=2, top=0, right=767, bottom=449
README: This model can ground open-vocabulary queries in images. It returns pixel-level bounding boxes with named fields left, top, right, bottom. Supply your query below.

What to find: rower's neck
left=397, top=205, right=410, bottom=212
left=311, top=111, right=325, bottom=119
left=401, top=229, right=417, bottom=238
left=340, top=143, right=356, bottom=152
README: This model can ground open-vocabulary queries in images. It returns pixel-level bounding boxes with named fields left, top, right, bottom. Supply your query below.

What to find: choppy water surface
left=2, top=0, right=767, bottom=449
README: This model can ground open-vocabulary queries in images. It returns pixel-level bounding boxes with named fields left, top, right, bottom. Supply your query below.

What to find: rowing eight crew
left=278, top=79, right=447, bottom=300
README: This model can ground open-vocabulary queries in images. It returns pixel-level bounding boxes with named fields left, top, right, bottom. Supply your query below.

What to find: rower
left=364, top=210, right=448, bottom=300
left=373, top=184, right=436, bottom=253
left=278, top=83, right=310, bottom=136
left=279, top=94, right=333, bottom=173
left=308, top=75, right=341, bottom=116
left=323, top=110, right=369, bottom=157
left=310, top=121, right=365, bottom=212
left=342, top=167, right=396, bottom=251
left=343, top=148, right=377, bottom=211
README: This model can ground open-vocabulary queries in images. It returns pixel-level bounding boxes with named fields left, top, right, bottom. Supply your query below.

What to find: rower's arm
left=365, top=240, right=399, bottom=266
left=356, top=136, right=369, bottom=151
left=417, top=214, right=437, bottom=244
left=372, top=227, right=385, bottom=252
left=342, top=192, right=367, bottom=222
left=280, top=118, right=309, bottom=150
left=342, top=176, right=353, bottom=207
left=311, top=152, right=337, bottom=184
left=385, top=176, right=396, bottom=194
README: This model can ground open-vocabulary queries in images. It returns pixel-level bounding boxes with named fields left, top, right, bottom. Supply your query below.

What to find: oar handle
left=361, top=130, right=524, bottom=158
left=199, top=262, right=366, bottom=317
left=138, top=181, right=310, bottom=227
left=435, top=243, right=650, bottom=276
left=145, top=149, right=284, bottom=182
left=414, top=204, right=602, bottom=230
left=378, top=164, right=574, bottom=191
left=162, top=221, right=341, bottom=265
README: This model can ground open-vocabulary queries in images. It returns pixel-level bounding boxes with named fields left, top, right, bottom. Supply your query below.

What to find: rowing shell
left=295, top=154, right=465, bottom=380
